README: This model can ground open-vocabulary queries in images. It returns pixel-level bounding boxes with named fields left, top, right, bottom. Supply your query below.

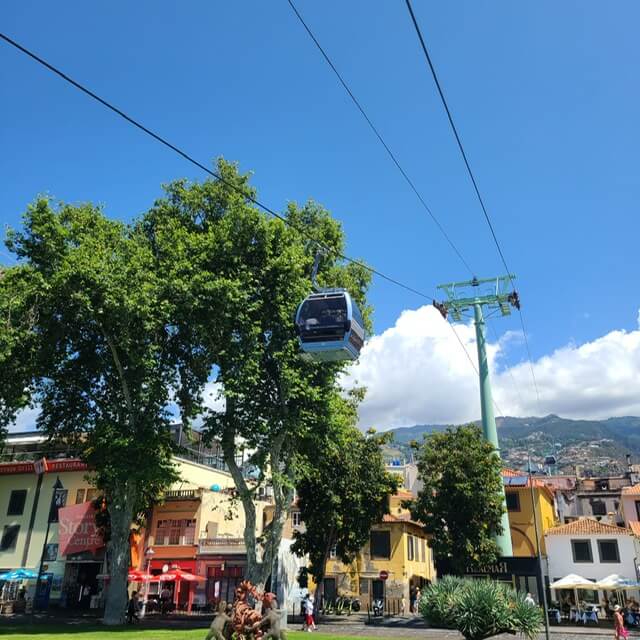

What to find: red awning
left=158, top=567, right=205, bottom=582
left=149, top=559, right=196, bottom=573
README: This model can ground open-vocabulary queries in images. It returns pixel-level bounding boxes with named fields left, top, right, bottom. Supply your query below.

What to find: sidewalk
left=0, top=610, right=633, bottom=639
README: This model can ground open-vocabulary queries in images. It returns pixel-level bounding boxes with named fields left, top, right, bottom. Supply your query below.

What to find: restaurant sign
left=58, top=502, right=104, bottom=556
left=0, top=458, right=88, bottom=475
left=0, top=461, right=35, bottom=474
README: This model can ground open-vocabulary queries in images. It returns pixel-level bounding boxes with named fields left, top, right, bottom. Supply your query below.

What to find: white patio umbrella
left=596, top=575, right=640, bottom=590
left=550, top=574, right=598, bottom=611
left=596, top=575, right=640, bottom=609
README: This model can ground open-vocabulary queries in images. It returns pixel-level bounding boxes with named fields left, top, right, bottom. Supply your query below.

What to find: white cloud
left=345, top=305, right=640, bottom=430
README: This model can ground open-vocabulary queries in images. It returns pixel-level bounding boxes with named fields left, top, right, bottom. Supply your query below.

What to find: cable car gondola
left=295, top=289, right=365, bottom=362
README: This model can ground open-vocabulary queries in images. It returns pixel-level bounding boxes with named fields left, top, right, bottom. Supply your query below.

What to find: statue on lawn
left=204, top=580, right=287, bottom=640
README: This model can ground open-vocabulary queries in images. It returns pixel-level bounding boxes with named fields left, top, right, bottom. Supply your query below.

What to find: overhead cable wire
left=402, top=0, right=542, bottom=411
left=1, top=30, right=501, bottom=418
left=285, top=2, right=509, bottom=416
left=0, top=31, right=434, bottom=303
left=286, top=0, right=474, bottom=276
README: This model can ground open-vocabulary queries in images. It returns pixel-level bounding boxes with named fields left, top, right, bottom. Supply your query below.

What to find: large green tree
left=0, top=200, right=190, bottom=624
left=407, top=425, right=505, bottom=574
left=291, top=415, right=399, bottom=606
left=141, top=162, right=373, bottom=588
left=0, top=159, right=371, bottom=617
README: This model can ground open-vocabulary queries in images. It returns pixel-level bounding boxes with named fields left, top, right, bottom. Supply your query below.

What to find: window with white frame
left=292, top=511, right=302, bottom=527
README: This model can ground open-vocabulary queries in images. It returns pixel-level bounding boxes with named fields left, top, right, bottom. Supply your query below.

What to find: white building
left=546, top=518, right=640, bottom=604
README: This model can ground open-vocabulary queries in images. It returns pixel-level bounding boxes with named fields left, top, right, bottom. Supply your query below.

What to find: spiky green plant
left=419, top=575, right=465, bottom=629
left=421, top=578, right=542, bottom=640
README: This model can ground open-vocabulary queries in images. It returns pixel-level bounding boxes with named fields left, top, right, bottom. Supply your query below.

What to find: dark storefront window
left=206, top=565, right=245, bottom=604
left=571, top=540, right=593, bottom=563
left=598, top=540, right=620, bottom=563
left=7, top=490, right=27, bottom=516
left=370, top=531, right=391, bottom=559
left=506, top=492, right=520, bottom=512
left=1, top=524, right=20, bottom=551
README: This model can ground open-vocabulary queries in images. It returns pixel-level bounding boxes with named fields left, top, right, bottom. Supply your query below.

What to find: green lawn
left=0, top=626, right=391, bottom=640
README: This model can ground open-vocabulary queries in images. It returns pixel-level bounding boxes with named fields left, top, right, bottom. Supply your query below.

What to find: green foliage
left=139, top=160, right=373, bottom=585
left=421, top=579, right=542, bottom=640
left=0, top=158, right=373, bottom=607
left=418, top=575, right=465, bottom=628
left=291, top=414, right=399, bottom=587
left=407, top=425, right=505, bottom=573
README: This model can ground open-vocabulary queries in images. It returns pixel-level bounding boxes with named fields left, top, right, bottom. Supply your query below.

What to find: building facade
left=0, top=429, right=267, bottom=612
left=503, top=469, right=557, bottom=557
left=545, top=517, right=640, bottom=604
left=322, top=491, right=435, bottom=607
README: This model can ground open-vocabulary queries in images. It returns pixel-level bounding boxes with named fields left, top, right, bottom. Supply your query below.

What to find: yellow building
left=322, top=491, right=435, bottom=608
left=503, top=469, right=557, bottom=556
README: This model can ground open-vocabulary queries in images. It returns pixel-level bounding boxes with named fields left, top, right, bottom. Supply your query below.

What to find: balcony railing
left=163, top=489, right=199, bottom=500
left=200, top=537, right=245, bottom=547
left=198, top=537, right=246, bottom=554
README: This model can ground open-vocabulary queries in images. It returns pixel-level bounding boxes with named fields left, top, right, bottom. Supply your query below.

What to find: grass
left=0, top=625, right=393, bottom=640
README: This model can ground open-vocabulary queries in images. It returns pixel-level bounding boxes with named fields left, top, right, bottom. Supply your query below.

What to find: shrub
left=419, top=575, right=465, bottom=628
left=421, top=578, right=543, bottom=640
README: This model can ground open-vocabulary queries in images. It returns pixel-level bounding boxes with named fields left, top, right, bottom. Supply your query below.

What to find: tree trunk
left=220, top=419, right=264, bottom=589
left=102, top=485, right=135, bottom=625
left=314, top=530, right=335, bottom=613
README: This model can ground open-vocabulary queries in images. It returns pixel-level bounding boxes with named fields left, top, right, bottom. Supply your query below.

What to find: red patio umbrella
left=157, top=567, right=205, bottom=611
left=128, top=568, right=154, bottom=582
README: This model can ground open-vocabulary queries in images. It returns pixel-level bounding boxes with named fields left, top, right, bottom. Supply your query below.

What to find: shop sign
left=58, top=502, right=104, bottom=555
left=34, top=458, right=49, bottom=475
left=0, top=461, right=35, bottom=474
left=47, top=459, right=88, bottom=472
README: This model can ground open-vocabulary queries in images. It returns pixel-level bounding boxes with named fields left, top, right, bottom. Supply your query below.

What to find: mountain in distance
left=385, top=415, right=640, bottom=474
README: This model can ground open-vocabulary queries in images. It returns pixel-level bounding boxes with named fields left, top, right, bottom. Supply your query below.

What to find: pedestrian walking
left=127, top=591, right=139, bottom=624
left=414, top=588, right=421, bottom=615
left=614, top=605, right=628, bottom=640
left=301, top=593, right=317, bottom=632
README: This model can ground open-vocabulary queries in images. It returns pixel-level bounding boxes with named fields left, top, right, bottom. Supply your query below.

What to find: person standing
left=160, top=585, right=171, bottom=615
left=127, top=591, right=139, bottom=624
left=302, top=593, right=317, bottom=632
left=409, top=586, right=416, bottom=614
left=525, top=593, right=536, bottom=606
left=614, top=605, right=628, bottom=640
left=414, top=588, right=422, bottom=615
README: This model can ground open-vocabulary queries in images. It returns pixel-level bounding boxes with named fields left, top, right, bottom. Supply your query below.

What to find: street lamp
left=34, top=476, right=64, bottom=611
left=528, top=454, right=550, bottom=640
left=140, top=547, right=155, bottom=618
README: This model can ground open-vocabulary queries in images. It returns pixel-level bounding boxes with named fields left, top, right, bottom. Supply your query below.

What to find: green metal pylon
left=435, top=275, right=520, bottom=557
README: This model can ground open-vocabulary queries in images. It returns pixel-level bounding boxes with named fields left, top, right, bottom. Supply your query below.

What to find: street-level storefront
left=200, top=556, right=246, bottom=607
left=437, top=556, right=544, bottom=604
left=148, top=559, right=197, bottom=610
left=60, top=550, right=106, bottom=609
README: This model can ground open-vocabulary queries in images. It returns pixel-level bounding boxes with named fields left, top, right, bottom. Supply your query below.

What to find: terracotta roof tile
left=546, top=518, right=632, bottom=536
left=622, top=485, right=640, bottom=496
left=381, top=513, right=424, bottom=527
left=629, top=522, right=640, bottom=537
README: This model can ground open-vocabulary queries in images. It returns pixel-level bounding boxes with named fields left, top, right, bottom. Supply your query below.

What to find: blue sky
left=2, top=1, right=640, bottom=423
